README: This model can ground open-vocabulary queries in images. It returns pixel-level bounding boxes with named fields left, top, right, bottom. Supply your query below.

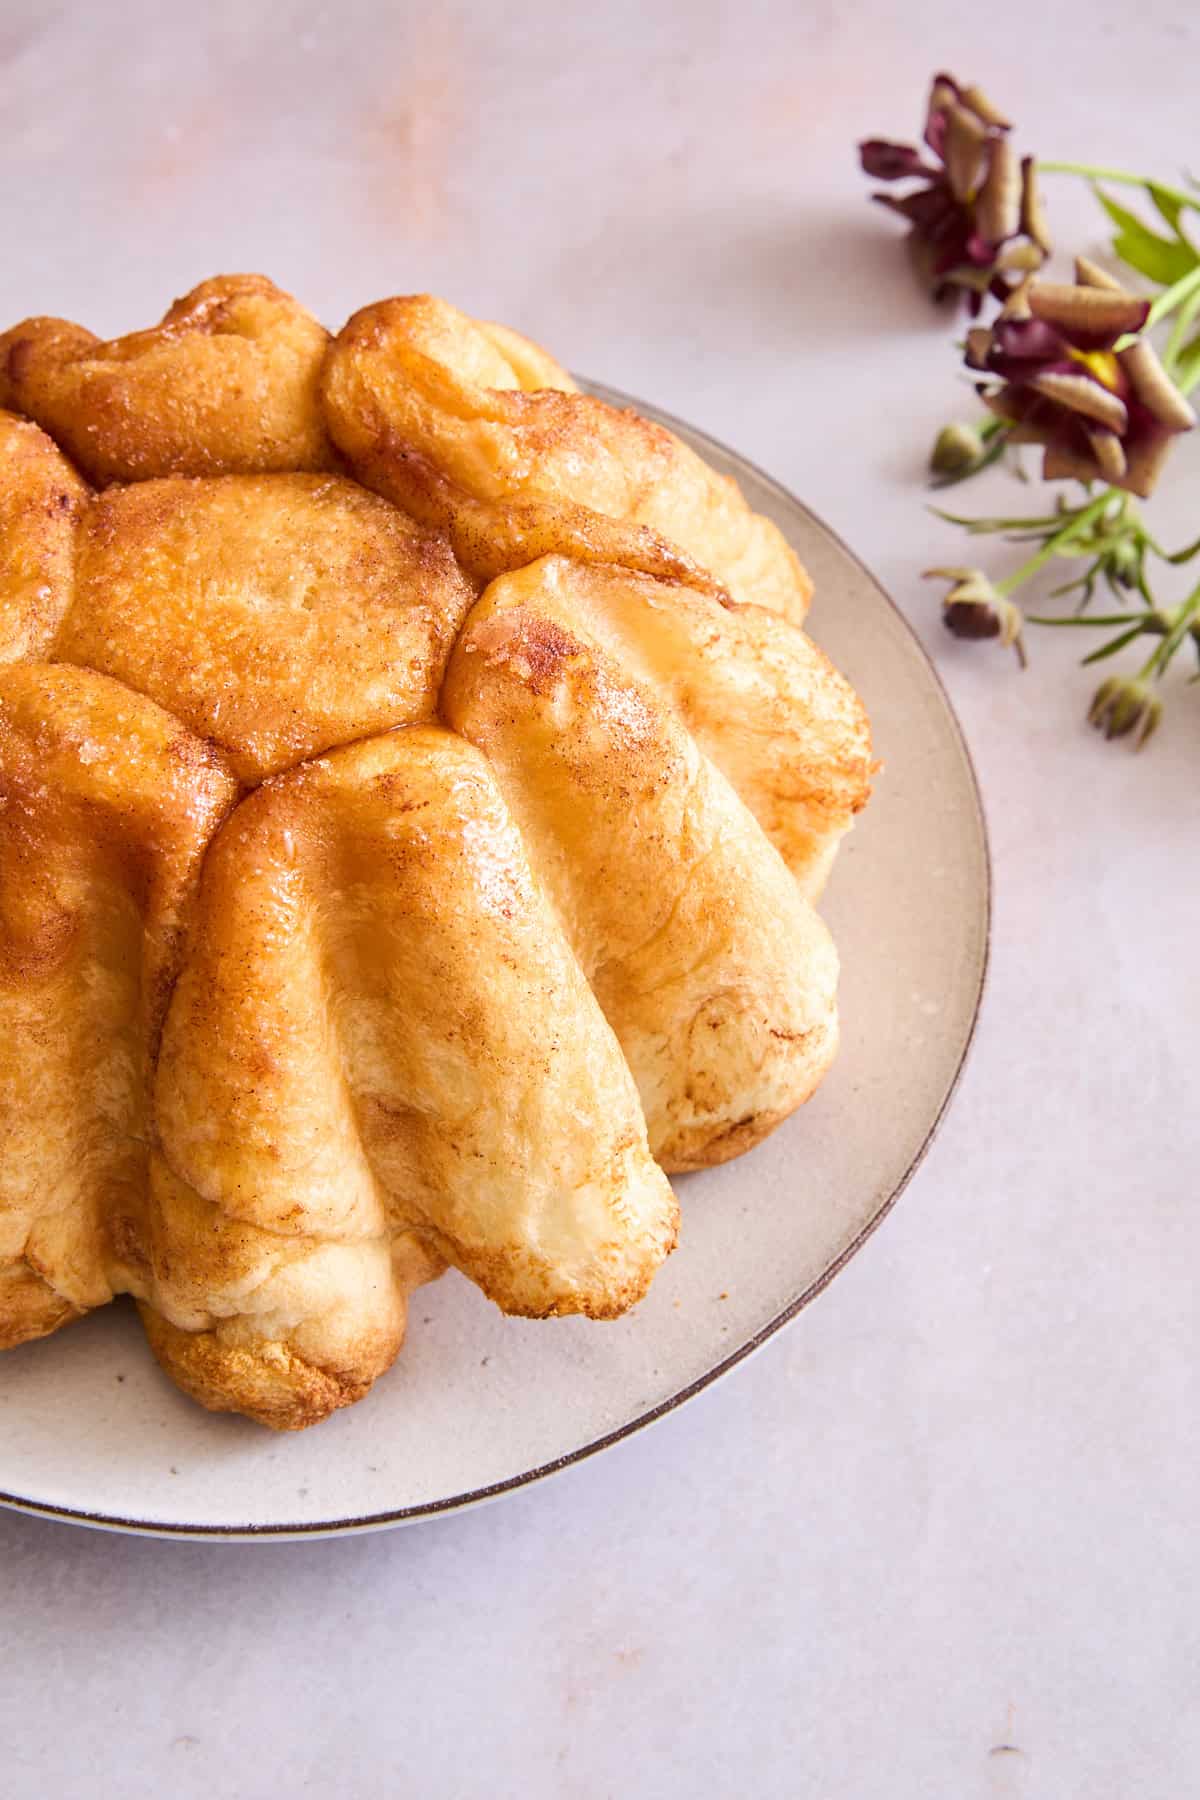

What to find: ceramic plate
left=0, top=391, right=989, bottom=1539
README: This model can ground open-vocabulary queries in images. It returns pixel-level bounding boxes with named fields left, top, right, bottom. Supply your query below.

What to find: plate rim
left=0, top=389, right=991, bottom=1541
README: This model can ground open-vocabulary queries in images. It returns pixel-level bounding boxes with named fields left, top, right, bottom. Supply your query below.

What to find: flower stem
left=1164, top=529, right=1200, bottom=565
left=1036, top=161, right=1200, bottom=215
left=1164, top=285, right=1200, bottom=374
left=1147, top=264, right=1200, bottom=329
left=1139, top=582, right=1200, bottom=679
left=1024, top=612, right=1150, bottom=627
left=994, top=491, right=1117, bottom=598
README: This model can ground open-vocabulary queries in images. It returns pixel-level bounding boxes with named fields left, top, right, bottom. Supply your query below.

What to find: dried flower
left=1087, top=674, right=1162, bottom=745
left=925, top=566, right=1027, bottom=664
left=861, top=77, right=1200, bottom=748
left=860, top=73, right=1050, bottom=312
left=966, top=258, right=1198, bottom=496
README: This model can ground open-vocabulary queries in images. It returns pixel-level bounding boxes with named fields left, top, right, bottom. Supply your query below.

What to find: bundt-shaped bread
left=0, top=277, right=872, bottom=1429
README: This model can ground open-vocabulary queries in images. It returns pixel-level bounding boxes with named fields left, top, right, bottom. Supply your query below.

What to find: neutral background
left=2, top=2, right=1197, bottom=1795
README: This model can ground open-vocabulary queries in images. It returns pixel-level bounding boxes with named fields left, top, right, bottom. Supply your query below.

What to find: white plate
left=0, top=392, right=989, bottom=1539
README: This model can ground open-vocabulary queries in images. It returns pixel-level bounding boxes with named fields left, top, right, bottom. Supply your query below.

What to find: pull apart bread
left=0, top=276, right=873, bottom=1428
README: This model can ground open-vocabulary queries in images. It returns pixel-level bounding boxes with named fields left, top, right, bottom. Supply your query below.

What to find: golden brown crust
left=0, top=275, right=871, bottom=1427
left=321, top=294, right=812, bottom=618
left=55, top=473, right=477, bottom=782
left=0, top=410, right=90, bottom=663
left=135, top=1158, right=425, bottom=1431
left=0, top=664, right=237, bottom=1343
left=138, top=1304, right=391, bottom=1433
left=150, top=728, right=677, bottom=1329
left=0, top=276, right=333, bottom=484
left=323, top=391, right=731, bottom=599
left=0, top=1264, right=83, bottom=1352
left=442, top=570, right=840, bottom=1168
left=472, top=556, right=873, bottom=899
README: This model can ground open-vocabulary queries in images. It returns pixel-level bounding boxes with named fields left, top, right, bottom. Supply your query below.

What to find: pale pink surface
left=0, top=2, right=1197, bottom=1796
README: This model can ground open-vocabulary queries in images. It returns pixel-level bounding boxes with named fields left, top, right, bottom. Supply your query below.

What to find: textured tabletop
left=2, top=2, right=1197, bottom=1795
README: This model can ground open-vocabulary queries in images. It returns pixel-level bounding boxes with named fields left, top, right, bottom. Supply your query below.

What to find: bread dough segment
left=142, top=725, right=678, bottom=1425
left=322, top=293, right=812, bottom=619
left=473, top=556, right=872, bottom=900
left=0, top=410, right=89, bottom=664
left=0, top=664, right=236, bottom=1347
left=443, top=566, right=840, bottom=1170
left=0, top=275, right=333, bottom=484
left=55, top=473, right=476, bottom=783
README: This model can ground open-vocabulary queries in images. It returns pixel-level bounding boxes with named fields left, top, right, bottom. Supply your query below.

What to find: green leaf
left=1093, top=186, right=1200, bottom=286
left=1094, top=185, right=1168, bottom=240
left=1081, top=621, right=1151, bottom=665
left=1165, top=525, right=1200, bottom=565
left=1149, top=182, right=1194, bottom=240
left=1114, top=231, right=1199, bottom=285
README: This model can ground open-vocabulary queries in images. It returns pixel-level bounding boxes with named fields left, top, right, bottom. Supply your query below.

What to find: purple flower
left=966, top=259, right=1198, bottom=497
left=859, top=73, right=1049, bottom=313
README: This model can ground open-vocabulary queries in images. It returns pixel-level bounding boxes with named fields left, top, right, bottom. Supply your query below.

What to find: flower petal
left=924, top=75, right=962, bottom=156
left=1043, top=443, right=1106, bottom=484
left=1086, top=428, right=1129, bottom=482
left=1028, top=282, right=1150, bottom=349
left=982, top=317, right=1071, bottom=380
left=976, top=389, right=1054, bottom=440
left=1005, top=422, right=1056, bottom=444
left=959, top=84, right=1012, bottom=131
left=872, top=185, right=953, bottom=230
left=975, top=135, right=1021, bottom=248
left=1029, top=370, right=1129, bottom=433
left=943, top=102, right=989, bottom=202
left=977, top=386, right=1020, bottom=421
left=1000, top=279, right=1035, bottom=320
left=859, top=138, right=938, bottom=181
left=964, top=327, right=994, bottom=369
left=995, top=240, right=1047, bottom=274
left=1121, top=429, right=1175, bottom=499
left=1020, top=159, right=1052, bottom=256
left=1118, top=339, right=1199, bottom=432
left=1074, top=255, right=1123, bottom=292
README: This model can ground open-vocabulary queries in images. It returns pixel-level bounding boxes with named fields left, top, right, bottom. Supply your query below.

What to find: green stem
left=1024, top=612, right=1149, bottom=627
left=1140, top=582, right=1200, bottom=679
left=1146, top=264, right=1200, bottom=329
left=1036, top=161, right=1200, bottom=215
left=994, top=491, right=1118, bottom=598
left=1164, top=529, right=1200, bottom=565
left=1164, top=285, right=1200, bottom=375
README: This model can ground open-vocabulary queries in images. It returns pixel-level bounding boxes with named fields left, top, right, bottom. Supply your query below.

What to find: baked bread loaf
left=0, top=277, right=872, bottom=1428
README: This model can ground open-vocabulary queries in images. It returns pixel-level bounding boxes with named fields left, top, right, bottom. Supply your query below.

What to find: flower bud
left=1087, top=675, right=1162, bottom=747
left=930, top=421, right=987, bottom=478
left=925, top=566, right=1026, bottom=664
left=1106, top=537, right=1141, bottom=589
